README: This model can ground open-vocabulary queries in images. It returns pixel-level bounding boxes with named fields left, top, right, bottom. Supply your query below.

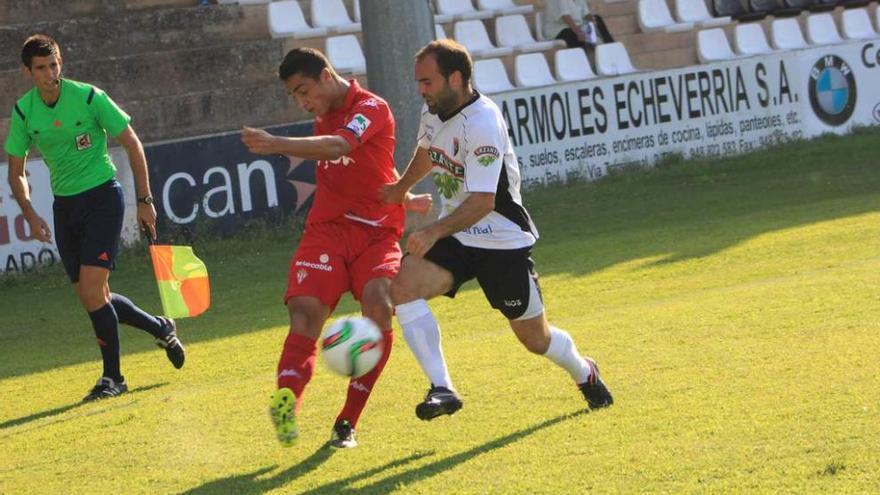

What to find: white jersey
left=418, top=93, right=538, bottom=250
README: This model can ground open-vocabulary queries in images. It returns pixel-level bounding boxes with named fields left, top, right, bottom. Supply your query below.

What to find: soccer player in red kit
left=242, top=48, right=430, bottom=448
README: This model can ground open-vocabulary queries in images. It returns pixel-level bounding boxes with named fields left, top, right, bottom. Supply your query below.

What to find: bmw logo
left=808, top=55, right=857, bottom=126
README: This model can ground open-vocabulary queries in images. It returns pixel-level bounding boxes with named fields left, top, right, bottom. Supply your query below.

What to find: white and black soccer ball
left=321, top=316, right=384, bottom=378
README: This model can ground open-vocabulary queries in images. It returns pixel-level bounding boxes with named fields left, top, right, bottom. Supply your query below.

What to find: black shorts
left=423, top=236, right=544, bottom=320
left=53, top=179, right=124, bottom=283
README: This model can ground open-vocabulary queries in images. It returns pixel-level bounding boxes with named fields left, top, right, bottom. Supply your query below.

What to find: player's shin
left=336, top=329, right=393, bottom=427
left=396, top=299, right=454, bottom=390
left=277, top=332, right=317, bottom=411
left=543, top=326, right=591, bottom=384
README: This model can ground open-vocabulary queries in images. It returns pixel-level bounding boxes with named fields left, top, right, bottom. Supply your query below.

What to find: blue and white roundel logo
left=808, top=55, right=856, bottom=126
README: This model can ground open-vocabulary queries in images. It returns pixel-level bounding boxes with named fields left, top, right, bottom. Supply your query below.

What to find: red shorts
left=285, top=221, right=401, bottom=309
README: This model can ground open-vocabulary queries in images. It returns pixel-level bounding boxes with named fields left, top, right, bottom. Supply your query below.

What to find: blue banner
left=145, top=122, right=316, bottom=240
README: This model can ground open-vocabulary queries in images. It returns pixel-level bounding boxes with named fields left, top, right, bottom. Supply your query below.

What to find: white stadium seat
left=454, top=20, right=515, bottom=58
left=697, top=28, right=739, bottom=63
left=675, top=0, right=732, bottom=27
left=514, top=53, right=557, bottom=87
left=436, top=0, right=494, bottom=21
left=326, top=35, right=366, bottom=74
left=473, top=58, right=515, bottom=94
left=477, top=0, right=534, bottom=15
left=771, top=18, right=809, bottom=50
left=553, top=48, right=596, bottom=81
left=638, top=0, right=695, bottom=33
left=353, top=0, right=361, bottom=22
left=311, top=0, right=361, bottom=34
left=841, top=8, right=878, bottom=40
left=806, top=13, right=843, bottom=45
left=268, top=1, right=328, bottom=39
left=436, top=24, right=448, bottom=39
left=735, top=23, right=774, bottom=55
left=595, top=42, right=638, bottom=75
left=495, top=15, right=558, bottom=53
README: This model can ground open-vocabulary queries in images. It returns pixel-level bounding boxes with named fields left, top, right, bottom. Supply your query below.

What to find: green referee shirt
left=3, top=79, right=131, bottom=197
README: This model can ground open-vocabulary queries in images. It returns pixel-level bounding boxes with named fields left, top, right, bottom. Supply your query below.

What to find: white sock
left=396, top=299, right=454, bottom=390
left=543, top=326, right=591, bottom=384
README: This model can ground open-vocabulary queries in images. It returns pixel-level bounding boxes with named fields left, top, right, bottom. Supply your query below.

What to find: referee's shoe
left=155, top=317, right=186, bottom=369
left=83, top=377, right=128, bottom=402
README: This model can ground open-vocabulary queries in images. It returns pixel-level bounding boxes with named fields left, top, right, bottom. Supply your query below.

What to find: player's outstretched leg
left=269, top=387, right=298, bottom=446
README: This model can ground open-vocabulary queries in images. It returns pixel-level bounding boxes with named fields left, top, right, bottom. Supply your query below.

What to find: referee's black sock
left=88, top=303, right=123, bottom=382
left=111, top=293, right=164, bottom=338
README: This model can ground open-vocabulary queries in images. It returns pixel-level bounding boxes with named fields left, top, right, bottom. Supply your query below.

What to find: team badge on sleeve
left=345, top=114, right=372, bottom=138
left=474, top=145, right=499, bottom=166
left=75, top=133, right=92, bottom=151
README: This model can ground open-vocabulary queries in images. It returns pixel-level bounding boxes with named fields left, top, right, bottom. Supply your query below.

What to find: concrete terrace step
left=0, top=0, right=198, bottom=25
left=631, top=46, right=698, bottom=70
left=0, top=38, right=285, bottom=115
left=0, top=4, right=269, bottom=70
left=593, top=0, right=638, bottom=18
left=618, top=30, right=696, bottom=56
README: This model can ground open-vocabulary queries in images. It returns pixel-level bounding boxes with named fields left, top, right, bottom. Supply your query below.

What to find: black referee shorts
left=423, top=235, right=543, bottom=320
left=52, top=179, right=124, bottom=283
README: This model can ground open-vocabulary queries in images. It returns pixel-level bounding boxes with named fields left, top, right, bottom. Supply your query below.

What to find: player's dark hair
left=21, top=34, right=61, bottom=68
left=278, top=47, right=332, bottom=81
left=415, top=39, right=473, bottom=87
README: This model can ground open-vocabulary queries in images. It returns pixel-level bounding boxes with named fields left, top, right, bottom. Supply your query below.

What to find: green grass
left=2, top=130, right=879, bottom=494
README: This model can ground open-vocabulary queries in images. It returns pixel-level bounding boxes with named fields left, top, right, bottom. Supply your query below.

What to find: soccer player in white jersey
left=383, top=39, right=613, bottom=420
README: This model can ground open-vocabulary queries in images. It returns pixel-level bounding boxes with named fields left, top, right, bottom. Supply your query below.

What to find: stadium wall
left=2, top=40, right=878, bottom=274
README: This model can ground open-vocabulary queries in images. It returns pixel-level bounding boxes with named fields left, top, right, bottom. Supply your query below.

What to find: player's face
left=26, top=54, right=62, bottom=93
left=284, top=70, right=333, bottom=116
left=415, top=56, right=459, bottom=116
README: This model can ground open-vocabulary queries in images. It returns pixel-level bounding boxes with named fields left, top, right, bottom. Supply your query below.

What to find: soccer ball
left=320, top=316, right=384, bottom=378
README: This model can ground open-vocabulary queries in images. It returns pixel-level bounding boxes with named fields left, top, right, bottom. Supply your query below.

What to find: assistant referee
left=4, top=35, right=186, bottom=401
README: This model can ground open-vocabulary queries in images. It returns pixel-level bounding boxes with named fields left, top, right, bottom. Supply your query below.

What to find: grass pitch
left=1, top=129, right=879, bottom=494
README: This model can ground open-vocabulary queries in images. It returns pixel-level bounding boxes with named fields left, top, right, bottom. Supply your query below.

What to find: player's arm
left=407, top=192, right=494, bottom=257
left=115, top=125, right=157, bottom=240
left=382, top=146, right=433, bottom=205
left=241, top=126, right=351, bottom=161
left=7, top=154, right=52, bottom=242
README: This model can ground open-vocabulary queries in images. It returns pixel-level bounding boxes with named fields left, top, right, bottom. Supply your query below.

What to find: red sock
left=336, top=329, right=393, bottom=428
left=277, top=332, right=317, bottom=413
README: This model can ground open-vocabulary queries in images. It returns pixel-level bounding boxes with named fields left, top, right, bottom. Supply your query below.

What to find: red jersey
left=308, top=80, right=405, bottom=237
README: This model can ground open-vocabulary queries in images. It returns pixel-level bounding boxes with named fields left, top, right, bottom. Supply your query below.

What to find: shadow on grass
left=2, top=130, right=879, bottom=380
left=0, top=382, right=168, bottom=430
left=300, top=409, right=587, bottom=495
left=178, top=445, right=430, bottom=495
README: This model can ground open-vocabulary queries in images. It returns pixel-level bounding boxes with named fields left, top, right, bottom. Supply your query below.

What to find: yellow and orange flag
left=149, top=245, right=210, bottom=318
